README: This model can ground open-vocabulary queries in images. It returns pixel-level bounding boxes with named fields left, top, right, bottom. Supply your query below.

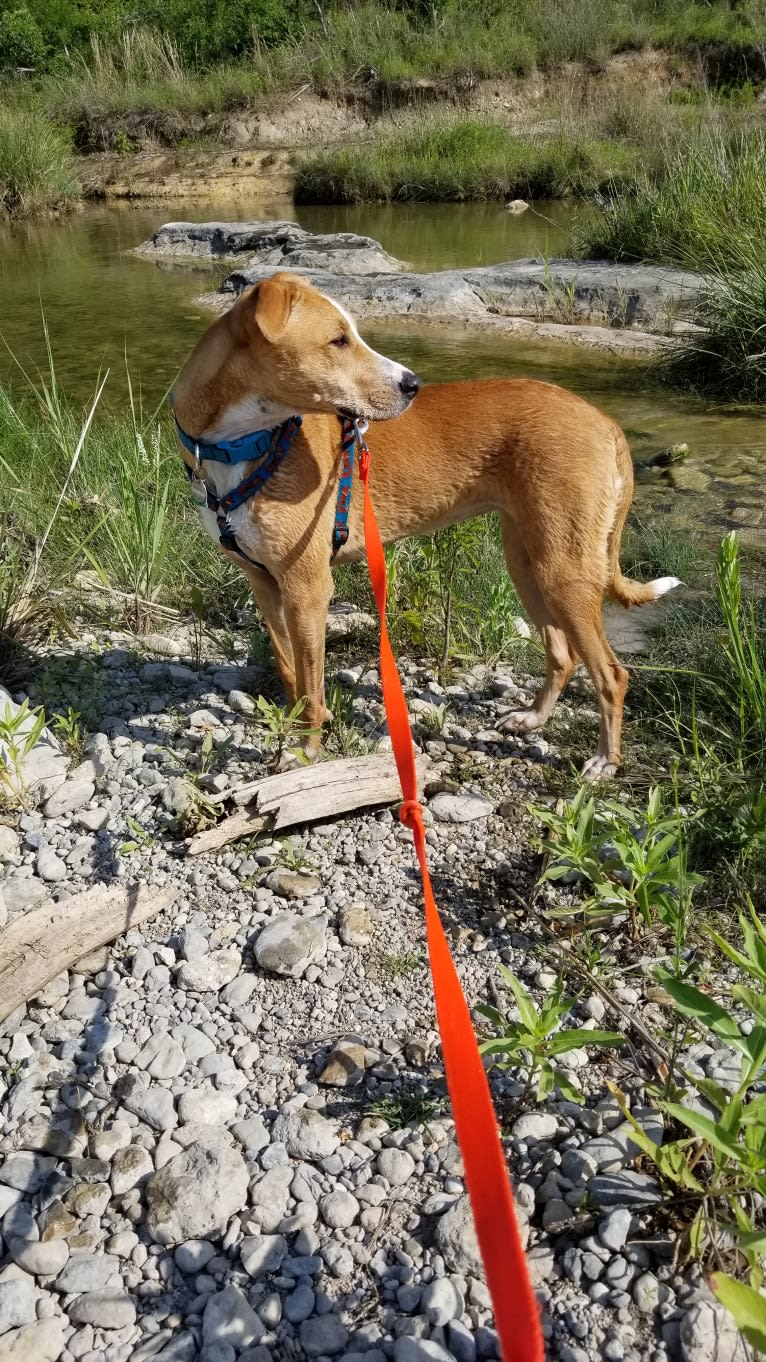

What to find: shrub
left=0, top=106, right=79, bottom=214
left=0, top=5, right=46, bottom=69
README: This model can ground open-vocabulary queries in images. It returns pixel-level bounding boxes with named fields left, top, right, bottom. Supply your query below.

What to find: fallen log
left=0, top=883, right=177, bottom=1023
left=187, top=752, right=426, bottom=856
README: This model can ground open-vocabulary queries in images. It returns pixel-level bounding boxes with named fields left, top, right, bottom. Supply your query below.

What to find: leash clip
left=353, top=419, right=369, bottom=449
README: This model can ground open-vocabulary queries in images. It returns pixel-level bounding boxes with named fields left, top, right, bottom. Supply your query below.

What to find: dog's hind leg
left=543, top=582, right=629, bottom=780
left=496, top=517, right=579, bottom=736
left=239, top=562, right=298, bottom=706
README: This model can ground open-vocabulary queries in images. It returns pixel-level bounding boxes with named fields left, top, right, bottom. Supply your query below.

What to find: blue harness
left=173, top=405, right=359, bottom=571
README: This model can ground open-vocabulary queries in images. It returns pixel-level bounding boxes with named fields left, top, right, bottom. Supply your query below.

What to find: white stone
left=377, top=1148, right=415, bottom=1186
left=428, top=793, right=494, bottom=823
left=319, top=1190, right=360, bottom=1229
left=254, top=913, right=327, bottom=978
left=434, top=1196, right=482, bottom=1277
left=0, top=1318, right=65, bottom=1361
left=271, top=1109, right=337, bottom=1161
left=203, top=1283, right=265, bottom=1349
left=240, top=1235, right=288, bottom=1279
left=145, top=1138, right=248, bottom=1245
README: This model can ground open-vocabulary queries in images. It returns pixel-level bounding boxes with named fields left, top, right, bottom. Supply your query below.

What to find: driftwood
left=187, top=752, right=427, bottom=857
left=0, top=883, right=177, bottom=1023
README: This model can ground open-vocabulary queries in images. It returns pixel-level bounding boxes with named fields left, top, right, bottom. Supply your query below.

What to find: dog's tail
left=607, top=427, right=683, bottom=609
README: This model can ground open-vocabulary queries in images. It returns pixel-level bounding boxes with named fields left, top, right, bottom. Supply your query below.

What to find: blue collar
left=170, top=398, right=301, bottom=466
left=173, top=417, right=302, bottom=465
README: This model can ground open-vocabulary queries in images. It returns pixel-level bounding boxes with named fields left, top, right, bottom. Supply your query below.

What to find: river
left=1, top=195, right=763, bottom=546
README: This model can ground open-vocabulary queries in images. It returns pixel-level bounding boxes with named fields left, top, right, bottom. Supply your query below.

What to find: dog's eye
left=330, top=335, right=349, bottom=348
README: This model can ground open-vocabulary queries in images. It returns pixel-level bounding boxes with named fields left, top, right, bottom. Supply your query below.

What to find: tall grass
left=664, top=237, right=766, bottom=402
left=570, top=127, right=766, bottom=269
left=0, top=108, right=80, bottom=215
left=295, top=115, right=638, bottom=204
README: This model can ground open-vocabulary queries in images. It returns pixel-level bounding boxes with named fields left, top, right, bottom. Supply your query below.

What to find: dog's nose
left=399, top=369, right=421, bottom=400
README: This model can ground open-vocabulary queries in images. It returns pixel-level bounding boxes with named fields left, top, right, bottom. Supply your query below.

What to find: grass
left=295, top=115, right=640, bottom=204
left=0, top=107, right=80, bottom=216
left=570, top=127, right=766, bottom=271
left=664, top=237, right=766, bottom=403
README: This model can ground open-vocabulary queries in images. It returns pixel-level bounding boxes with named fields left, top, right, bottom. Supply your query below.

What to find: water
left=0, top=195, right=763, bottom=543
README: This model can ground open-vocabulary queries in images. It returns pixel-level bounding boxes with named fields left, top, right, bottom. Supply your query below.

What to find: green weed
left=478, top=965, right=624, bottom=1111
left=366, top=1085, right=448, bottom=1130
left=0, top=107, right=79, bottom=216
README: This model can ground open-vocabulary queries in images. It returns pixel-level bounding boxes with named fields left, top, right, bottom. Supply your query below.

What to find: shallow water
left=0, top=195, right=763, bottom=545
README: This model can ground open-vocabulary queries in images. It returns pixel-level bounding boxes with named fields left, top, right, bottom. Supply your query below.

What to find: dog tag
left=189, top=477, right=208, bottom=507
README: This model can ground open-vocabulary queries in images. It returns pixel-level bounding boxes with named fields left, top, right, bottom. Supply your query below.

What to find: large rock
left=254, top=912, right=327, bottom=977
left=145, top=1138, right=248, bottom=1245
left=679, top=1298, right=751, bottom=1362
left=434, top=1196, right=482, bottom=1277
left=0, top=1318, right=66, bottom=1361
left=135, top=220, right=405, bottom=274
left=214, top=254, right=701, bottom=335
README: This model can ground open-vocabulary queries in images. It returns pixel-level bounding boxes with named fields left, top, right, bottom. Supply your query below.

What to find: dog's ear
left=253, top=273, right=301, bottom=344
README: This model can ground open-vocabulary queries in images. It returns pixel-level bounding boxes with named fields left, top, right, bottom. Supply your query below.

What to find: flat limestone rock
left=135, top=220, right=405, bottom=274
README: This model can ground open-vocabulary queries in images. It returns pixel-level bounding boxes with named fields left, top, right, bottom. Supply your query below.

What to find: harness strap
left=332, top=419, right=357, bottom=559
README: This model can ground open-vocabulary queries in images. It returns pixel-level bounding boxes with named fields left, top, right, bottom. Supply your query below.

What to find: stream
left=1, top=195, right=763, bottom=547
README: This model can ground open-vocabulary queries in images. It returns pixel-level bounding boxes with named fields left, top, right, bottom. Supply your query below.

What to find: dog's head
left=227, top=272, right=420, bottom=424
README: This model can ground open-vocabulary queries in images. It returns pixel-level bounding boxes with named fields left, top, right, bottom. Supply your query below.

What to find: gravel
left=0, top=635, right=748, bottom=1362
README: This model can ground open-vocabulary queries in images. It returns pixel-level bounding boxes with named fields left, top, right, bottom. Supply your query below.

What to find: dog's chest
left=195, top=462, right=264, bottom=561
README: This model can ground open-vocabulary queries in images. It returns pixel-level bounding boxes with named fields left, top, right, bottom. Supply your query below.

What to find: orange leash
left=356, top=429, right=544, bottom=1362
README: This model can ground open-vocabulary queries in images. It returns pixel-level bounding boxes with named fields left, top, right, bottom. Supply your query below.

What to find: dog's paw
left=580, top=754, right=619, bottom=782
left=498, top=707, right=542, bottom=736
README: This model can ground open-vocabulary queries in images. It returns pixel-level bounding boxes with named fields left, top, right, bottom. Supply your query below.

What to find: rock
left=265, top=869, right=321, bottom=900
left=377, top=1148, right=415, bottom=1186
left=271, top=1109, right=337, bottom=1161
left=338, top=902, right=375, bottom=946
left=428, top=793, right=494, bottom=823
left=679, top=1298, right=748, bottom=1362
left=35, top=848, right=67, bottom=883
left=136, top=220, right=405, bottom=276
left=588, top=1171, right=663, bottom=1208
left=0, top=878, right=47, bottom=913
left=175, top=1241, right=215, bottom=1274
left=177, top=947, right=242, bottom=991
left=55, top=1254, right=120, bottom=1294
left=229, top=690, right=256, bottom=715
left=284, top=1283, right=315, bottom=1324
left=67, top=1291, right=136, bottom=1329
left=319, top=1190, right=359, bottom=1228
left=134, top=1033, right=186, bottom=1078
left=598, top=1207, right=632, bottom=1252
left=421, top=1278, right=464, bottom=1325
left=634, top=1271, right=671, bottom=1314
left=0, top=1318, right=65, bottom=1361
left=254, top=913, right=326, bottom=977
left=299, top=1316, right=349, bottom=1357
left=394, top=1340, right=455, bottom=1362
left=7, top=1235, right=68, bottom=1276
left=318, top=1037, right=366, bottom=1087
left=213, top=253, right=702, bottom=336
left=145, top=1139, right=248, bottom=1245
left=240, top=1235, right=287, bottom=1279
left=0, top=1280, right=37, bottom=1336
left=231, top=1117, right=270, bottom=1154
left=111, top=1144, right=154, bottom=1194
left=203, top=1284, right=265, bottom=1349
left=512, top=1112, right=558, bottom=1142
left=123, top=1084, right=177, bottom=1132
left=506, top=199, right=529, bottom=213
left=435, top=1196, right=482, bottom=1276
left=43, top=778, right=95, bottom=817
left=0, top=826, right=20, bottom=859
left=0, top=1153, right=57, bottom=1193
left=178, top=1088, right=238, bottom=1126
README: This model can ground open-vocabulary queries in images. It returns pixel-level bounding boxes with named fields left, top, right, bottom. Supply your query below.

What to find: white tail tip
left=650, top=576, right=684, bottom=598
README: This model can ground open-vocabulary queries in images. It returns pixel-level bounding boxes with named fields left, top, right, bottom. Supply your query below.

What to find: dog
left=172, top=271, right=680, bottom=779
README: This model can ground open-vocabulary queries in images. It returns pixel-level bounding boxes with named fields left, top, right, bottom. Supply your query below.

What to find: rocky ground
left=0, top=617, right=750, bottom=1362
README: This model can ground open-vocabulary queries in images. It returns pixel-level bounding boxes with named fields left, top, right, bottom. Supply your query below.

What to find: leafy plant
left=710, top=1273, right=766, bottom=1353
left=0, top=696, right=47, bottom=807
left=366, top=1085, right=447, bottom=1130
left=532, top=783, right=703, bottom=940
left=610, top=900, right=766, bottom=1271
left=50, top=705, right=86, bottom=762
left=255, top=694, right=319, bottom=771
left=119, top=815, right=154, bottom=854
left=478, top=965, right=624, bottom=1110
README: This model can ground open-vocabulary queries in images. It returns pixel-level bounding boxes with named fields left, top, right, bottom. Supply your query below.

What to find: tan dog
left=172, top=271, right=679, bottom=779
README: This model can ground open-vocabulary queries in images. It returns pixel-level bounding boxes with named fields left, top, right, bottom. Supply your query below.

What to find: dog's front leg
left=239, top=561, right=298, bottom=706
left=281, top=566, right=334, bottom=759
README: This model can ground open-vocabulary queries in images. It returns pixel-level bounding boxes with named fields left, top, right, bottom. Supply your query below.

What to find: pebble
left=254, top=913, right=327, bottom=977
left=377, top=1148, right=415, bottom=1186
left=145, top=1139, right=248, bottom=1245
left=67, top=1291, right=137, bottom=1329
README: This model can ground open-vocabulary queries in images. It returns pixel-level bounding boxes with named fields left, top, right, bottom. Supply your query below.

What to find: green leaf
left=552, top=1066, right=584, bottom=1104
left=476, top=1004, right=505, bottom=1028
left=545, top=1029, right=624, bottom=1056
left=498, top=966, right=539, bottom=1034
left=709, top=1273, right=766, bottom=1352
left=659, top=976, right=750, bottom=1056
left=662, top=1102, right=742, bottom=1161
left=688, top=1205, right=706, bottom=1261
